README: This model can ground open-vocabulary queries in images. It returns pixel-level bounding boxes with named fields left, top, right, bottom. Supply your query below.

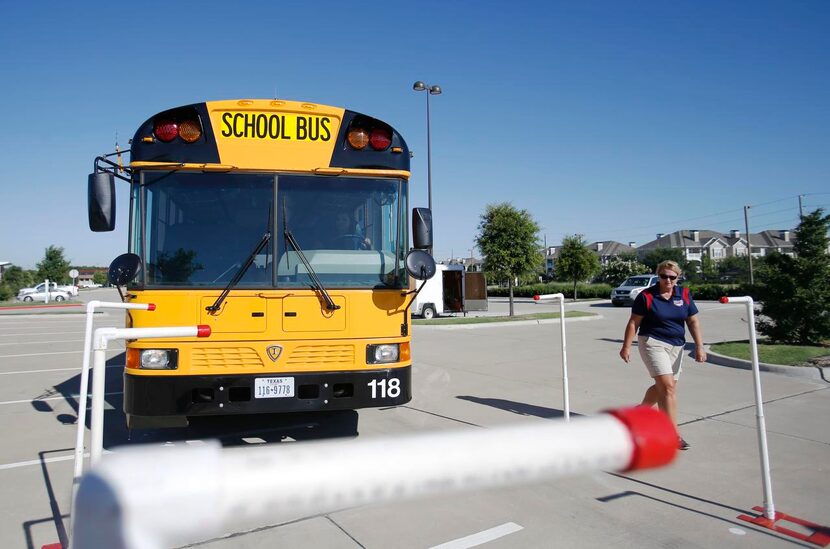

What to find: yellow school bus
left=88, top=99, right=435, bottom=428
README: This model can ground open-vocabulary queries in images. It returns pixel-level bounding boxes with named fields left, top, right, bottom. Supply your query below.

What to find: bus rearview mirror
left=88, top=172, right=116, bottom=232
left=412, top=207, right=433, bottom=250
left=405, top=249, right=436, bottom=281
left=108, top=253, right=142, bottom=287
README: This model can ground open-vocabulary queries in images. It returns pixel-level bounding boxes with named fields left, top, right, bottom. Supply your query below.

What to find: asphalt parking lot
left=0, top=290, right=827, bottom=548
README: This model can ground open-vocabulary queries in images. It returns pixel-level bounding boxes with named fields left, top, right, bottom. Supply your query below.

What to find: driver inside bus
left=332, top=211, right=370, bottom=250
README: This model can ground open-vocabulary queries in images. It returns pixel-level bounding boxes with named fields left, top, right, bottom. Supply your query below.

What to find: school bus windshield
left=134, top=172, right=408, bottom=289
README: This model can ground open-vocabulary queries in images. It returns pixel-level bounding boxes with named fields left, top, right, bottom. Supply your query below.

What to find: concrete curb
left=413, top=315, right=603, bottom=330
left=706, top=346, right=830, bottom=382
left=0, top=305, right=86, bottom=316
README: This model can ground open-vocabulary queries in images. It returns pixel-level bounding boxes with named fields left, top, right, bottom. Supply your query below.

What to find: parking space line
left=0, top=339, right=87, bottom=347
left=0, top=364, right=125, bottom=376
left=0, top=453, right=77, bottom=471
left=0, top=347, right=123, bottom=359
left=0, top=331, right=88, bottom=337
left=429, top=522, right=524, bottom=549
left=0, top=390, right=123, bottom=406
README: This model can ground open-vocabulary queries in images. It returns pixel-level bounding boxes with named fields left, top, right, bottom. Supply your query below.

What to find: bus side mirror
left=88, top=172, right=116, bottom=232
left=108, top=253, right=142, bottom=286
left=405, top=249, right=436, bottom=281
left=412, top=207, right=433, bottom=250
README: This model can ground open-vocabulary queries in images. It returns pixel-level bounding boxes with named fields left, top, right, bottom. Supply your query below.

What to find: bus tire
left=422, top=305, right=436, bottom=320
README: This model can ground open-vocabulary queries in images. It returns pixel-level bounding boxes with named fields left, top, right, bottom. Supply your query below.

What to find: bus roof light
left=369, top=128, right=392, bottom=151
left=179, top=119, right=202, bottom=143
left=347, top=127, right=369, bottom=150
left=154, top=120, right=178, bottom=142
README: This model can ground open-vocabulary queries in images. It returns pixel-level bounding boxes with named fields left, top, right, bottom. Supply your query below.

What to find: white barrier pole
left=73, top=301, right=156, bottom=484
left=73, top=406, right=677, bottom=549
left=719, top=296, right=775, bottom=519
left=533, top=293, right=569, bottom=420
left=89, top=325, right=211, bottom=466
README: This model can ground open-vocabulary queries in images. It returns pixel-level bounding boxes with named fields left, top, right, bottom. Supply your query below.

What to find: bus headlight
left=140, top=349, right=178, bottom=370
left=366, top=344, right=399, bottom=364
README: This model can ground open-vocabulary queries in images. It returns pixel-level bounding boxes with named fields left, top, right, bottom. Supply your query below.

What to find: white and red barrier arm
left=72, top=406, right=676, bottom=549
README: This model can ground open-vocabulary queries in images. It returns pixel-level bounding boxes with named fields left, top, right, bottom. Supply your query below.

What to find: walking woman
left=619, top=260, right=706, bottom=450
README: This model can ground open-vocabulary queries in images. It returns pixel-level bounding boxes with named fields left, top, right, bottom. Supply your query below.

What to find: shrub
left=684, top=283, right=758, bottom=301
left=489, top=282, right=613, bottom=299
left=754, top=209, right=830, bottom=344
left=0, top=284, right=14, bottom=302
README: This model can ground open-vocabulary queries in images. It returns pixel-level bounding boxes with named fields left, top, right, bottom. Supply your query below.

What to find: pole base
left=738, top=506, right=830, bottom=546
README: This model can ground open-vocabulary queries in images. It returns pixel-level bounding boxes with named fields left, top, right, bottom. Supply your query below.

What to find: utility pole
left=744, top=205, right=754, bottom=285
left=798, top=194, right=805, bottom=219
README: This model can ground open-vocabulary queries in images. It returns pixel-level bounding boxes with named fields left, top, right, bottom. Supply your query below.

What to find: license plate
left=254, top=377, right=295, bottom=399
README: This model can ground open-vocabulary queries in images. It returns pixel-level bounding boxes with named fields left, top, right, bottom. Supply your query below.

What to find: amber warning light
left=347, top=124, right=392, bottom=151
left=153, top=117, right=202, bottom=143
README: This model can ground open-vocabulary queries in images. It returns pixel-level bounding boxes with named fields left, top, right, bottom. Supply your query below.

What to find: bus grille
left=286, top=345, right=354, bottom=367
left=191, top=348, right=264, bottom=369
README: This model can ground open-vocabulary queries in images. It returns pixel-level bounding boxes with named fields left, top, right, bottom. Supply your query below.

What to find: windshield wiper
left=206, top=231, right=271, bottom=314
left=284, top=229, right=340, bottom=311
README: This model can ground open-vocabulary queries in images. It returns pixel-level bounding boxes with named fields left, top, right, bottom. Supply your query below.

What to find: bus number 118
left=368, top=378, right=400, bottom=399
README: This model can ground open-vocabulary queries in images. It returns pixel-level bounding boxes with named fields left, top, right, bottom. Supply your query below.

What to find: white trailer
left=412, top=264, right=487, bottom=319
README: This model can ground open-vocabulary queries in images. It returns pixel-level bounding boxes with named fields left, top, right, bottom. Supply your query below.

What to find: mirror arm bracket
left=94, top=152, right=132, bottom=183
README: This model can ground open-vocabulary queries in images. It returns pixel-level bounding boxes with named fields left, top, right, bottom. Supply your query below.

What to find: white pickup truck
left=17, top=281, right=78, bottom=298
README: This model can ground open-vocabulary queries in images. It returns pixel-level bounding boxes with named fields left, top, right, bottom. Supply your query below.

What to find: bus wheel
left=422, top=305, right=436, bottom=320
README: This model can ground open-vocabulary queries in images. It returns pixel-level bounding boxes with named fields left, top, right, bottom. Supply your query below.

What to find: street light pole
left=412, top=81, right=442, bottom=212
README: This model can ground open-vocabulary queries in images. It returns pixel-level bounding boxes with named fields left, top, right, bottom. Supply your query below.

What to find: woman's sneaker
left=678, top=437, right=690, bottom=451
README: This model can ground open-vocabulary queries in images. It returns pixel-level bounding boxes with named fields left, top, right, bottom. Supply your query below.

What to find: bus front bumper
left=124, top=366, right=411, bottom=418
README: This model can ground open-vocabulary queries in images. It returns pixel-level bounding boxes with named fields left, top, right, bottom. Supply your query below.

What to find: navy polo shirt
left=632, top=285, right=699, bottom=346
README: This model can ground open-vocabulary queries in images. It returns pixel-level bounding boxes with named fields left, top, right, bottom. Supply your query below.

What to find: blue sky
left=1, top=1, right=828, bottom=269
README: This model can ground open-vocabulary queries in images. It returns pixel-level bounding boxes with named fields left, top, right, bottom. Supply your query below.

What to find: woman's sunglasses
left=659, top=274, right=678, bottom=281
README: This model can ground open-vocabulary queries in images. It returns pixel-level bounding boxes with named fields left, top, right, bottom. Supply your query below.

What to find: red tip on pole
left=147, top=303, right=156, bottom=311
left=607, top=406, right=678, bottom=471
left=196, top=325, right=211, bottom=337
left=719, top=296, right=729, bottom=304
left=533, top=295, right=540, bottom=301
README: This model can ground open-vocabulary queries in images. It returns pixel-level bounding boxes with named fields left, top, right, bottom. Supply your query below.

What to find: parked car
left=610, top=274, right=659, bottom=307
left=18, top=281, right=78, bottom=297
left=17, top=288, right=72, bottom=302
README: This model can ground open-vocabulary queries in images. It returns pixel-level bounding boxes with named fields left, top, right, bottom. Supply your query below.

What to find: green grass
left=412, top=311, right=594, bottom=325
left=710, top=341, right=829, bottom=366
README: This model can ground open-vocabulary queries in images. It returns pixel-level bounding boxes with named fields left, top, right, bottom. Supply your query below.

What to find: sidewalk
left=0, top=303, right=85, bottom=315
left=707, top=345, right=830, bottom=382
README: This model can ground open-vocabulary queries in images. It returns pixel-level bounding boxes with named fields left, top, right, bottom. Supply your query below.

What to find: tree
left=595, top=256, right=650, bottom=286
left=698, top=254, right=718, bottom=281
left=555, top=234, right=600, bottom=301
left=36, top=246, right=72, bottom=285
left=92, top=271, right=108, bottom=286
left=716, top=255, right=751, bottom=281
left=755, top=209, right=830, bottom=344
left=641, top=248, right=686, bottom=272
left=2, top=265, right=34, bottom=294
left=475, top=202, right=542, bottom=316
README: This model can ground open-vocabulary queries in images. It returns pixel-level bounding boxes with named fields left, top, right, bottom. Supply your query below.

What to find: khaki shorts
left=637, top=336, right=683, bottom=379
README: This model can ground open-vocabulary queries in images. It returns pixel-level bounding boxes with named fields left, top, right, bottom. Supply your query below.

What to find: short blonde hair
left=656, top=260, right=682, bottom=276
